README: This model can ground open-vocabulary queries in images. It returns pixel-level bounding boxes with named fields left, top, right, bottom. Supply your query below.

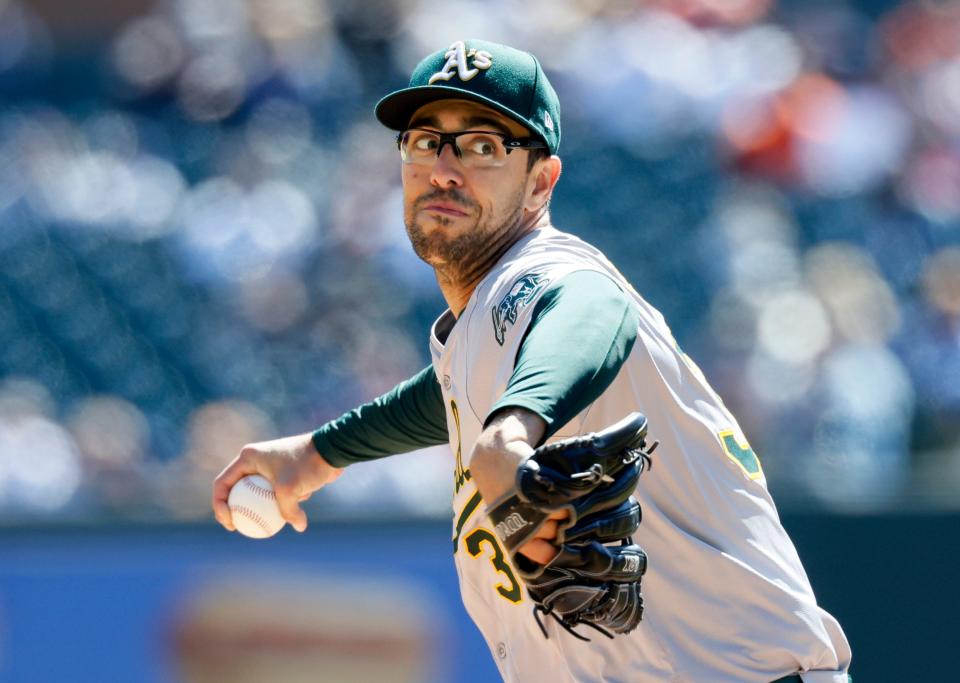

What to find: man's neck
left=439, top=211, right=551, bottom=317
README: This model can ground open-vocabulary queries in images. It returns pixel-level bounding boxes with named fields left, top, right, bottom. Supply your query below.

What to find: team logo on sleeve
left=492, top=273, right=548, bottom=345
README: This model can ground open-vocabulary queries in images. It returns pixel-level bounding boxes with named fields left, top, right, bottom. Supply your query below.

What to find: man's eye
left=465, top=137, right=498, bottom=156
left=414, top=135, right=438, bottom=151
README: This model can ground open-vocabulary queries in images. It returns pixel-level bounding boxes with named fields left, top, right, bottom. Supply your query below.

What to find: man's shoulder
left=499, top=227, right=608, bottom=277
left=521, top=225, right=599, bottom=252
left=466, top=228, right=617, bottom=339
left=482, top=231, right=584, bottom=300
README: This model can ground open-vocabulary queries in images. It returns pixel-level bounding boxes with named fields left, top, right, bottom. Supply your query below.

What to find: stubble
left=404, top=186, right=526, bottom=277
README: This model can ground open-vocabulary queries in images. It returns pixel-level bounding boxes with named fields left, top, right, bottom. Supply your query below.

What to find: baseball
left=227, top=475, right=286, bottom=538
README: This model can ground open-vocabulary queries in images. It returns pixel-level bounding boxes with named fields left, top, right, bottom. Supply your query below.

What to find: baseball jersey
left=431, top=226, right=851, bottom=683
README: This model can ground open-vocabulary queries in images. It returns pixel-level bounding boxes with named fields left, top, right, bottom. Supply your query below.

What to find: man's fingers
left=518, top=539, right=560, bottom=565
left=212, top=468, right=244, bottom=531
left=518, top=510, right=570, bottom=563
left=531, top=509, right=570, bottom=541
left=274, top=481, right=308, bottom=532
left=212, top=493, right=236, bottom=532
left=211, top=450, right=269, bottom=532
left=214, top=452, right=263, bottom=493
left=533, top=519, right=559, bottom=540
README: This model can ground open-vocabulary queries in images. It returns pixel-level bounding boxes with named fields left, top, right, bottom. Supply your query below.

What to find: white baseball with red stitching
left=227, top=475, right=286, bottom=538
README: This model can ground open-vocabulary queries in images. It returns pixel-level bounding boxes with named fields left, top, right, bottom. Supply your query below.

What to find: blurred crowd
left=0, top=0, right=958, bottom=523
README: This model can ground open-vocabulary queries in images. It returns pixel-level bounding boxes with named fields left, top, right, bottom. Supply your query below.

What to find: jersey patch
left=492, top=273, right=548, bottom=345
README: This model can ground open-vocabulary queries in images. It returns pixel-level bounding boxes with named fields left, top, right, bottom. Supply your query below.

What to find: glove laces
left=532, top=604, right=615, bottom=642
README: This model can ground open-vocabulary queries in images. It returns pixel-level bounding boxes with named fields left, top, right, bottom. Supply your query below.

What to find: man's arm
left=213, top=365, right=448, bottom=532
left=312, top=365, right=448, bottom=466
left=488, top=270, right=640, bottom=440
left=472, top=407, right=569, bottom=565
left=470, top=270, right=640, bottom=563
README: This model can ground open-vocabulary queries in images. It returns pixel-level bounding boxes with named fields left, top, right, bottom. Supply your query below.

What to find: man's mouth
left=422, top=202, right=469, bottom=217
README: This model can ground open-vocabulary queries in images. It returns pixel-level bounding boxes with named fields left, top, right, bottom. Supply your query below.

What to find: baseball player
left=213, top=40, right=852, bottom=683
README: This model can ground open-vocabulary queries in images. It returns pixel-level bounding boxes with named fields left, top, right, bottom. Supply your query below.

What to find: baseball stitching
left=243, top=478, right=278, bottom=501
left=230, top=504, right=273, bottom=535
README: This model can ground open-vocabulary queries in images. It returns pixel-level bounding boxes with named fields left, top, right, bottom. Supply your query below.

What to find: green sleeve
left=487, top=270, right=639, bottom=443
left=312, top=365, right=449, bottom=467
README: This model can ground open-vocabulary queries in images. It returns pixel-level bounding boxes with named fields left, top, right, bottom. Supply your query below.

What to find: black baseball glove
left=487, top=412, right=656, bottom=640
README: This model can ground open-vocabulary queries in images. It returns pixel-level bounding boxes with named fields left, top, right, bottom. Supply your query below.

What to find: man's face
left=400, top=100, right=535, bottom=270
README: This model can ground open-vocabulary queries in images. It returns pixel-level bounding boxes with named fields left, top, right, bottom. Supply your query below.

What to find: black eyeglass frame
left=396, top=128, right=548, bottom=160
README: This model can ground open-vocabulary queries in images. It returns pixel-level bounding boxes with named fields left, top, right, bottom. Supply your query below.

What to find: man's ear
left=525, top=155, right=562, bottom=213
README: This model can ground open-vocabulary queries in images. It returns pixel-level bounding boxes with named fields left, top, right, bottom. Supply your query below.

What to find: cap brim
left=375, top=85, right=533, bottom=135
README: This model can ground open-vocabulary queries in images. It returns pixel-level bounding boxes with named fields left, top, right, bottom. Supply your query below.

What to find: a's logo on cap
left=428, top=41, right=493, bottom=85
left=543, top=110, right=554, bottom=131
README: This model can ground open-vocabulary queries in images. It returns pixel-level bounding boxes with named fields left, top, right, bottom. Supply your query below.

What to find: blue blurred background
left=1, top=0, right=958, bottom=680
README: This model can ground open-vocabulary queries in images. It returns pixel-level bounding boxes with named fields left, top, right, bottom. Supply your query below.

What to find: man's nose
left=430, top=143, right=465, bottom=187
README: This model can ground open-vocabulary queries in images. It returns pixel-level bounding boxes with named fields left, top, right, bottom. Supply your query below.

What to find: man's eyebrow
left=408, top=114, right=441, bottom=129
left=406, top=114, right=513, bottom=135
left=463, top=116, right=511, bottom=134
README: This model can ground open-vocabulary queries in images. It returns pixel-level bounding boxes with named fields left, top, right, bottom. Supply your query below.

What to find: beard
left=404, top=187, right=525, bottom=271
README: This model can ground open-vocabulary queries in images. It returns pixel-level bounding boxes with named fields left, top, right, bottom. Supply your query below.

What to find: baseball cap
left=375, top=39, right=561, bottom=154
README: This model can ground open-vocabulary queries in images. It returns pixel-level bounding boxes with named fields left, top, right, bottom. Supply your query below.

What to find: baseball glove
left=487, top=412, right=656, bottom=640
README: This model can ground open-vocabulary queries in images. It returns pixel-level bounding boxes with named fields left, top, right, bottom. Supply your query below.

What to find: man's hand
left=212, top=432, right=343, bottom=533
left=484, top=413, right=654, bottom=638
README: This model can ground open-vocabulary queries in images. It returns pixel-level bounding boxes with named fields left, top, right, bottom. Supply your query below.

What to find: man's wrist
left=471, top=407, right=544, bottom=500
left=310, top=427, right=351, bottom=469
left=487, top=489, right=550, bottom=552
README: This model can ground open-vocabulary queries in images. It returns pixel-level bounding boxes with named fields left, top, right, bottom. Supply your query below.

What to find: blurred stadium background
left=0, top=0, right=958, bottom=680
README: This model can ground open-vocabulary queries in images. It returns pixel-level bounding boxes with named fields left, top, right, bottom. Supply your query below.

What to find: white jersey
left=429, top=227, right=851, bottom=683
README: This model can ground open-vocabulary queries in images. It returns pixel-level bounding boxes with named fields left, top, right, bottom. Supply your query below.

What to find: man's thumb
left=275, top=486, right=308, bottom=532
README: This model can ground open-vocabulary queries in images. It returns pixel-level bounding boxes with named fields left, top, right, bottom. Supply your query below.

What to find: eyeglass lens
left=399, top=130, right=510, bottom=168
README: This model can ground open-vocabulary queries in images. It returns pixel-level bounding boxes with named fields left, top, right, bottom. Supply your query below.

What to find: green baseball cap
left=375, top=39, right=561, bottom=154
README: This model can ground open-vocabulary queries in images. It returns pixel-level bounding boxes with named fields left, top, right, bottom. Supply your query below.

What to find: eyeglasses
left=397, top=129, right=547, bottom=168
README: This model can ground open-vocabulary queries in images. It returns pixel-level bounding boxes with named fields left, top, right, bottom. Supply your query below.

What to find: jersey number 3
left=465, top=528, right=523, bottom=603
left=450, top=399, right=524, bottom=605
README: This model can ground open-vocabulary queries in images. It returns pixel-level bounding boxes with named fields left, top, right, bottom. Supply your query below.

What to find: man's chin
left=418, top=213, right=473, bottom=233
left=408, top=232, right=465, bottom=266
left=418, top=252, right=451, bottom=267
left=410, top=239, right=455, bottom=266
left=410, top=218, right=469, bottom=242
